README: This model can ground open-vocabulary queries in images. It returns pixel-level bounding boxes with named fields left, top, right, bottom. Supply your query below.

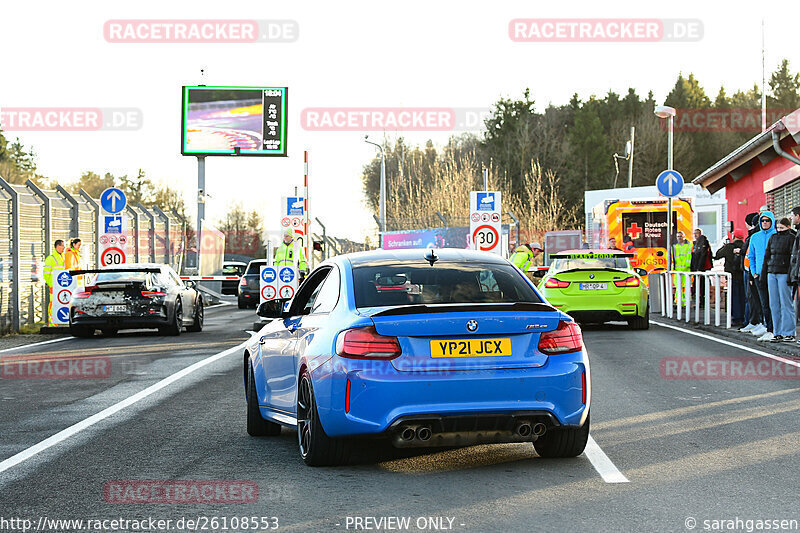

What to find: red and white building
left=693, top=109, right=800, bottom=229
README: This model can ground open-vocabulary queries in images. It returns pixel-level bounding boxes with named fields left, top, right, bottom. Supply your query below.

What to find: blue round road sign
left=100, top=187, right=127, bottom=214
left=656, top=170, right=684, bottom=198
left=261, top=267, right=277, bottom=283
left=56, top=307, right=70, bottom=323
left=57, top=271, right=73, bottom=287
left=279, top=267, right=295, bottom=283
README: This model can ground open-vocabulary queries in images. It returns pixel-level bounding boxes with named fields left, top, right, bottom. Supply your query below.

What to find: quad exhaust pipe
left=398, top=425, right=433, bottom=442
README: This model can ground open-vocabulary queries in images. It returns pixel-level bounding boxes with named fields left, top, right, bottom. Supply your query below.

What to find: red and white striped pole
left=304, top=150, right=309, bottom=269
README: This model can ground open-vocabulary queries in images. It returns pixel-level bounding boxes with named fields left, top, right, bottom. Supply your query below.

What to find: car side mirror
left=257, top=299, right=290, bottom=318
left=634, top=268, right=648, bottom=277
left=185, top=280, right=197, bottom=288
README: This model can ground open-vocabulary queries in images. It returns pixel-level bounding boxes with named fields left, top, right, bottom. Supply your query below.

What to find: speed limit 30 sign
left=101, top=247, right=127, bottom=266
left=469, top=191, right=502, bottom=255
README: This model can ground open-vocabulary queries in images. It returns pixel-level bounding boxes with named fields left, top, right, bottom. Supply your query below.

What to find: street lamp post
left=654, top=105, right=677, bottom=273
left=364, top=136, right=386, bottom=247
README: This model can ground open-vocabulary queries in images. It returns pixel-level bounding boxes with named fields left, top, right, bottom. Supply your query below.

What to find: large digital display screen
left=181, top=86, right=288, bottom=156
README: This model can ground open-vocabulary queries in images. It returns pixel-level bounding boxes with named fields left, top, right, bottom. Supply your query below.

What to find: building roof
left=692, top=109, right=800, bottom=193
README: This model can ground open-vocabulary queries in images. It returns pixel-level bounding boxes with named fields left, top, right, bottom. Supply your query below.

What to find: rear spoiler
left=370, top=302, right=555, bottom=317
left=70, top=268, right=161, bottom=275
left=548, top=252, right=634, bottom=259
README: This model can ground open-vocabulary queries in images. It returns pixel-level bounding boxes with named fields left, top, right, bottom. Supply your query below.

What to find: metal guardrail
left=656, top=270, right=732, bottom=328
left=0, top=175, right=188, bottom=334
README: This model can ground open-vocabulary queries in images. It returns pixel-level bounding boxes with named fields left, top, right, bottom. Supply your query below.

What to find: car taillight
left=614, top=276, right=640, bottom=287
left=544, top=278, right=570, bottom=288
left=240, top=277, right=247, bottom=286
left=73, top=286, right=97, bottom=299
left=335, top=326, right=401, bottom=360
left=538, top=320, right=583, bottom=355
left=141, top=291, right=167, bottom=297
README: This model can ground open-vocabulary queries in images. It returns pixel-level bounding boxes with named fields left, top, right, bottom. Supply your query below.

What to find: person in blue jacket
left=748, top=211, right=776, bottom=340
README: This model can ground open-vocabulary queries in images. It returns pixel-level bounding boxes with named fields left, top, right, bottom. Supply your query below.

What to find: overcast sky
left=1, top=1, right=796, bottom=242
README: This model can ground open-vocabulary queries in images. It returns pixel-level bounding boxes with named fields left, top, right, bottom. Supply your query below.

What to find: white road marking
left=651, top=320, right=800, bottom=369
left=0, top=339, right=247, bottom=475
left=584, top=435, right=629, bottom=483
left=0, top=336, right=73, bottom=354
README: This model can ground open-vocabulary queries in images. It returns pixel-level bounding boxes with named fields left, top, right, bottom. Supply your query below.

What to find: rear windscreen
left=550, top=257, right=630, bottom=272
left=352, top=262, right=541, bottom=308
left=94, top=272, right=149, bottom=283
left=245, top=262, right=266, bottom=275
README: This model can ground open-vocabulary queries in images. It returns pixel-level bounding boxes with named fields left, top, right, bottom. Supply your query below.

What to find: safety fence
left=0, top=176, right=187, bottom=334
left=652, top=270, right=732, bottom=328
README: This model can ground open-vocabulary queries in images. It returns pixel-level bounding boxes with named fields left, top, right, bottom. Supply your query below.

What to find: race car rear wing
left=69, top=267, right=162, bottom=275
left=548, top=252, right=634, bottom=259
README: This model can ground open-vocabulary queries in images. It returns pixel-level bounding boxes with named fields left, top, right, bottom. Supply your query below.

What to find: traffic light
left=313, top=240, right=324, bottom=252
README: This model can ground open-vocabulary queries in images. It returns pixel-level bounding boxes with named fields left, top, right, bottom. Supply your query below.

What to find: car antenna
left=424, top=248, right=438, bottom=266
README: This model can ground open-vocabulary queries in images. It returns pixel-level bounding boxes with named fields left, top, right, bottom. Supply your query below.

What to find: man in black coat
left=737, top=212, right=763, bottom=331
left=789, top=207, right=800, bottom=334
left=716, top=229, right=746, bottom=325
left=691, top=229, right=712, bottom=304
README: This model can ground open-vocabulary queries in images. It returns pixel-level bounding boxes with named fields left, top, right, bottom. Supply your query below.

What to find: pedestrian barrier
left=656, top=270, right=732, bottom=328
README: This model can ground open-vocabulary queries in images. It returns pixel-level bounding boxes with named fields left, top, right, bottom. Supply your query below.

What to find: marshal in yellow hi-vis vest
left=275, top=228, right=308, bottom=272
left=672, top=242, right=692, bottom=271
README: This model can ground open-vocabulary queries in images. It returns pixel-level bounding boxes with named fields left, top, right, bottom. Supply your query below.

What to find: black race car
left=69, top=263, right=204, bottom=337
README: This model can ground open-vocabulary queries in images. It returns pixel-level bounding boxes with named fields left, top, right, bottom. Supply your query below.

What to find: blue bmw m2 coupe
left=244, top=248, right=590, bottom=466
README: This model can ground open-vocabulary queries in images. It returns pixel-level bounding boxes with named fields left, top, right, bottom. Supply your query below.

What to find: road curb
left=653, top=315, right=800, bottom=358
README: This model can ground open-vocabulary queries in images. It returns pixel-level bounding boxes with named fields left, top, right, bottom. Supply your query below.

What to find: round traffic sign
left=56, top=307, right=70, bottom=323
left=101, top=247, right=126, bottom=266
left=109, top=235, right=118, bottom=245
left=99, top=235, right=109, bottom=245
left=291, top=217, right=301, bottom=227
left=100, top=187, right=127, bottom=214
left=118, top=235, right=127, bottom=245
left=491, top=212, right=501, bottom=222
left=279, top=285, right=295, bottom=299
left=471, top=213, right=480, bottom=222
left=481, top=213, right=490, bottom=222
left=261, top=285, right=277, bottom=301
left=279, top=267, right=295, bottom=283
left=261, top=267, right=277, bottom=283
left=472, top=224, right=499, bottom=252
left=56, top=289, right=72, bottom=305
left=56, top=271, right=73, bottom=287
left=281, top=217, right=290, bottom=227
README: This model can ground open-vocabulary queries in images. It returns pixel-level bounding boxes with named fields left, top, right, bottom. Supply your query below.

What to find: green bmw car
left=539, top=250, right=649, bottom=329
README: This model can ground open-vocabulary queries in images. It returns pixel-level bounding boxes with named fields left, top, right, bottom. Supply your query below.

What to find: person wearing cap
left=510, top=242, right=542, bottom=272
left=738, top=212, right=763, bottom=332
left=275, top=227, right=308, bottom=274
left=748, top=211, right=776, bottom=340
left=715, top=229, right=746, bottom=326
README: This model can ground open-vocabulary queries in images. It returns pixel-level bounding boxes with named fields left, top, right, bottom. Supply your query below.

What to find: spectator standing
left=715, top=229, right=746, bottom=326
left=690, top=228, right=712, bottom=304
left=789, top=207, right=800, bottom=338
left=748, top=211, right=776, bottom=340
left=763, top=217, right=796, bottom=342
left=739, top=213, right=764, bottom=333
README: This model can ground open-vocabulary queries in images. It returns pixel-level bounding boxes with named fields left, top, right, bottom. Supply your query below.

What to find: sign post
left=469, top=191, right=502, bottom=255
left=656, top=169, right=684, bottom=271
left=98, top=187, right=128, bottom=267
left=52, top=269, right=76, bottom=325
left=259, top=265, right=278, bottom=306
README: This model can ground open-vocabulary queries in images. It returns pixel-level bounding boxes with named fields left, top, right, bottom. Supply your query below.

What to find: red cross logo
left=626, top=223, right=642, bottom=239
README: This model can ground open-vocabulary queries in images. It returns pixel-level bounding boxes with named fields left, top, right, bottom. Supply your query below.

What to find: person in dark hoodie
left=690, top=228, right=712, bottom=304
left=789, top=207, right=800, bottom=339
left=763, top=217, right=796, bottom=342
left=715, top=228, right=746, bottom=326
left=738, top=212, right=763, bottom=332
left=749, top=211, right=776, bottom=340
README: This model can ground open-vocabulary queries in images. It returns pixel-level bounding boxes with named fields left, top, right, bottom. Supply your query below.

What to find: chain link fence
left=0, top=175, right=187, bottom=334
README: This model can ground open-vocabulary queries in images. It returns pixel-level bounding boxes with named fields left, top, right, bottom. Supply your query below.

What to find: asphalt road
left=1, top=307, right=800, bottom=532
